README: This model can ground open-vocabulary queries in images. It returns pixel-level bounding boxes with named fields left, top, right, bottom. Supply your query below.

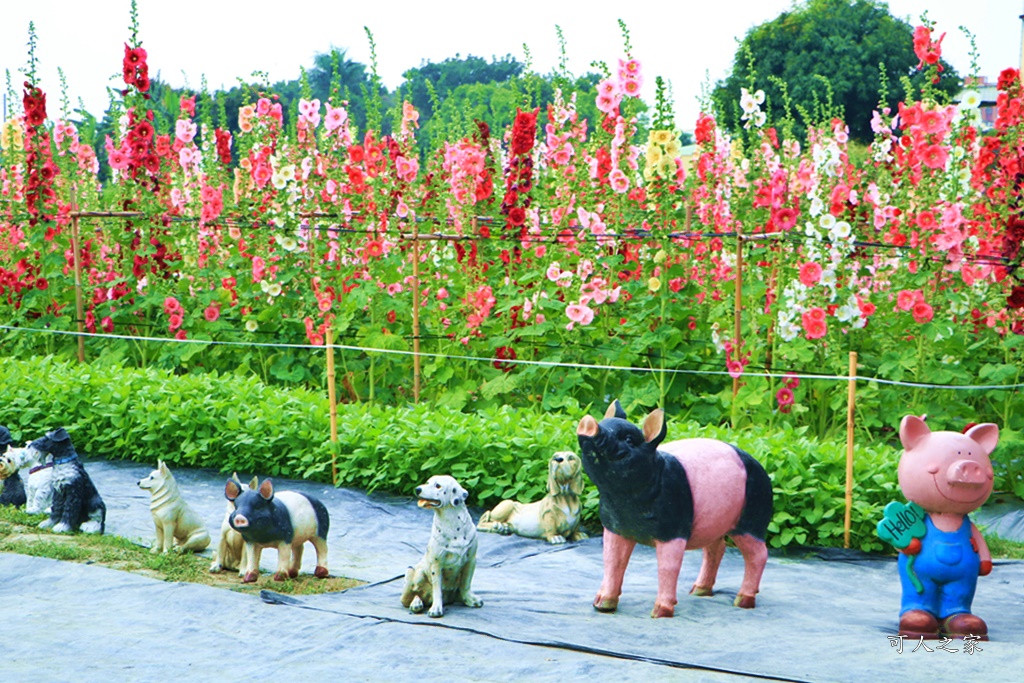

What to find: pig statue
left=577, top=400, right=773, bottom=618
left=225, top=477, right=330, bottom=583
left=890, top=415, right=997, bottom=640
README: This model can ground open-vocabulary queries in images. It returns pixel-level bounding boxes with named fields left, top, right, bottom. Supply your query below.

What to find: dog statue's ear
left=48, top=427, right=70, bottom=442
left=458, top=485, right=469, bottom=505
left=231, top=472, right=243, bottom=486
left=570, top=465, right=585, bottom=496
left=225, top=480, right=241, bottom=501
left=259, top=478, right=274, bottom=501
left=158, top=460, right=169, bottom=474
left=248, top=475, right=259, bottom=490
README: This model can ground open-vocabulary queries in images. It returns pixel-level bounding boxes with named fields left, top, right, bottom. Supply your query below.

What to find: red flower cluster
left=123, top=43, right=150, bottom=94
left=912, top=26, right=945, bottom=73
left=501, top=108, right=538, bottom=236
left=22, top=82, right=59, bottom=229
left=694, top=114, right=716, bottom=146
left=215, top=128, right=232, bottom=165
left=123, top=108, right=160, bottom=183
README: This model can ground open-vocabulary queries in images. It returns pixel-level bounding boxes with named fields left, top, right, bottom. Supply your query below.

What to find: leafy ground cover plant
left=11, top=355, right=1023, bottom=553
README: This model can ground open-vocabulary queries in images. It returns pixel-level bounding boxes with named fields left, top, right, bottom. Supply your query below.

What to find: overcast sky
left=1, top=0, right=1020, bottom=131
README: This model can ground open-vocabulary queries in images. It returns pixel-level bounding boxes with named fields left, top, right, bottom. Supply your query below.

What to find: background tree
left=712, top=0, right=960, bottom=143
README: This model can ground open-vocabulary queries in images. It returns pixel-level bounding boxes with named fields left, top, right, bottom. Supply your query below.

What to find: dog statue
left=0, top=442, right=55, bottom=514
left=477, top=451, right=588, bottom=544
left=210, top=473, right=250, bottom=576
left=0, top=427, right=27, bottom=507
left=31, top=428, right=106, bottom=534
left=401, top=475, right=484, bottom=618
left=137, top=460, right=211, bottom=554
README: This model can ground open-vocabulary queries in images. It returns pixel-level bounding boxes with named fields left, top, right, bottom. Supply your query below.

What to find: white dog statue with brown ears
left=137, top=461, right=211, bottom=554
left=401, top=475, right=483, bottom=618
left=477, top=451, right=588, bottom=544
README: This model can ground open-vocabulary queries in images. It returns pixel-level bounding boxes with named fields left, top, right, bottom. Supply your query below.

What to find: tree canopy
left=712, top=0, right=961, bottom=143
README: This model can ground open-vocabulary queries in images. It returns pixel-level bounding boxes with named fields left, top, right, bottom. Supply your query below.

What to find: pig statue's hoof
left=242, top=572, right=259, bottom=584
left=650, top=603, right=675, bottom=618
left=593, top=595, right=619, bottom=613
left=942, top=613, right=988, bottom=640
left=314, top=566, right=329, bottom=579
left=690, top=584, right=714, bottom=597
left=733, top=593, right=756, bottom=609
left=273, top=571, right=288, bottom=582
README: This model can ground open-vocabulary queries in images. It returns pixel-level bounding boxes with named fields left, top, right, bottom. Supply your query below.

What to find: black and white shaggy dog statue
left=31, top=428, right=106, bottom=534
left=0, top=426, right=28, bottom=508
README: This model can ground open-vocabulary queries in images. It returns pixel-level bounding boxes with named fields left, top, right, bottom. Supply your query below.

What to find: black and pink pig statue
left=577, top=400, right=773, bottom=618
left=891, top=415, right=998, bottom=640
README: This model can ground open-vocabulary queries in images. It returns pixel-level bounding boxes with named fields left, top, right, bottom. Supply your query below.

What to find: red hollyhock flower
left=510, top=107, right=538, bottom=156
left=507, top=206, right=526, bottom=227
left=1007, top=285, right=1024, bottom=310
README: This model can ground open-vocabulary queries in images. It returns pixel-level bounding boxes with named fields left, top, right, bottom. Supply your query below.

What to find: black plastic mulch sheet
left=2, top=458, right=1022, bottom=683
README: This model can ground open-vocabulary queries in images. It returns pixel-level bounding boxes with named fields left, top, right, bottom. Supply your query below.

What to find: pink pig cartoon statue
left=888, top=415, right=998, bottom=641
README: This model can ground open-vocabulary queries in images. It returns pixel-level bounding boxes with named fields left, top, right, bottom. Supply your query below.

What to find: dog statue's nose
left=554, top=455, right=564, bottom=462
left=414, top=486, right=423, bottom=496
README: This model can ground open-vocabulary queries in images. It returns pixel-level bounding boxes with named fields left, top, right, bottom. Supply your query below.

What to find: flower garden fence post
left=731, top=231, right=744, bottom=429
left=411, top=217, right=421, bottom=403
left=69, top=202, right=85, bottom=363
left=326, top=323, right=339, bottom=486
left=844, top=350, right=858, bottom=548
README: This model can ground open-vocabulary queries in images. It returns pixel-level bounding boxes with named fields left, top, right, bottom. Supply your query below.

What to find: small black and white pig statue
left=577, top=400, right=773, bottom=618
left=225, top=477, right=330, bottom=583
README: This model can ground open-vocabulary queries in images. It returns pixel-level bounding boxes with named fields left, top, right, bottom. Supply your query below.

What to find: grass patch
left=0, top=506, right=363, bottom=595
left=983, top=534, right=1024, bottom=561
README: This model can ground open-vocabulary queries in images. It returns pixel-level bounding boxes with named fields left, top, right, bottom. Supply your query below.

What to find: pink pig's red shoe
left=941, top=613, right=988, bottom=641
left=899, top=609, right=940, bottom=639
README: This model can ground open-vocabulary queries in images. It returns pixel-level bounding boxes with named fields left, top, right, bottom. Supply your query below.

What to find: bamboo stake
left=844, top=351, right=858, bottom=549
left=732, top=231, right=744, bottom=406
left=412, top=217, right=421, bottom=403
left=326, top=324, right=339, bottom=486
left=70, top=200, right=86, bottom=363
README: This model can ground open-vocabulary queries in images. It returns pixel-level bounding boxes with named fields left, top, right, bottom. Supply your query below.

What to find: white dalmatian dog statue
left=401, top=475, right=483, bottom=618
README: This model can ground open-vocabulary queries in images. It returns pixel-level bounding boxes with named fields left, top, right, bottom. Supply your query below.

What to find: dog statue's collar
left=29, top=462, right=54, bottom=474
left=52, top=455, right=77, bottom=466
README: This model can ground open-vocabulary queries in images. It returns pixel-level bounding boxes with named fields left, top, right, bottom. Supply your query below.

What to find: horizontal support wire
left=3, top=324, right=1022, bottom=391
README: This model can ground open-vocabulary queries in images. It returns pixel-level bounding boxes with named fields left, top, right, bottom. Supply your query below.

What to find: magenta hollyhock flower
left=168, top=313, right=183, bottom=331
left=799, top=262, right=822, bottom=287
left=203, top=303, right=220, bottom=322
left=919, top=144, right=949, bottom=170
left=776, top=387, right=794, bottom=413
left=772, top=207, right=798, bottom=230
left=727, top=359, right=744, bottom=379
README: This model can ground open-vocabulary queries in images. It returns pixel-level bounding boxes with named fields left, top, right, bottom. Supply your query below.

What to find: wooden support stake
left=411, top=218, right=421, bottom=403
left=844, top=351, right=858, bottom=549
left=70, top=203, right=86, bottom=363
left=326, top=324, right=339, bottom=486
left=731, top=232, right=744, bottom=410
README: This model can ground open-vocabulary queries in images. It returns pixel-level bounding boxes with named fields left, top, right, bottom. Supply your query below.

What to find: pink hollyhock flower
left=252, top=256, right=266, bottom=282
left=109, top=148, right=129, bottom=170
left=896, top=289, right=922, bottom=311
left=168, top=313, right=183, bottom=332
left=799, top=262, right=822, bottom=287
left=801, top=308, right=827, bottom=339
left=101, top=316, right=114, bottom=333
left=256, top=98, right=272, bottom=116
left=299, top=98, right=321, bottom=127
left=784, top=373, right=800, bottom=389
left=163, top=296, right=182, bottom=315
left=324, top=104, right=348, bottom=132
left=395, top=155, right=419, bottom=182
left=204, top=303, right=220, bottom=322
left=609, top=168, right=629, bottom=193
left=175, top=119, right=197, bottom=144
left=566, top=302, right=595, bottom=326
left=919, top=144, right=949, bottom=170
left=912, top=301, right=934, bottom=324
left=437, top=288, right=448, bottom=300
left=773, top=207, right=798, bottom=231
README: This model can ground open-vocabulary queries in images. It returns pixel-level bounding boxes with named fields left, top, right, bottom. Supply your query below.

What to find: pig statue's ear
left=225, top=480, right=241, bottom=501
left=899, top=415, right=930, bottom=451
left=641, top=409, right=667, bottom=447
left=965, top=423, right=999, bottom=456
left=259, top=478, right=275, bottom=501
left=604, top=399, right=628, bottom=420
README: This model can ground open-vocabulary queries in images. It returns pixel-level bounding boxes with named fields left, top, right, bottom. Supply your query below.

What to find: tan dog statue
left=401, top=475, right=483, bottom=618
left=210, top=473, right=249, bottom=575
left=477, top=451, right=587, bottom=544
left=137, top=461, right=211, bottom=554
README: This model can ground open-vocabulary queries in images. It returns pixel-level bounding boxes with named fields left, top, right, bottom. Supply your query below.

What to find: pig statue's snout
left=577, top=415, right=599, bottom=438
left=232, top=514, right=249, bottom=528
left=946, top=460, right=989, bottom=486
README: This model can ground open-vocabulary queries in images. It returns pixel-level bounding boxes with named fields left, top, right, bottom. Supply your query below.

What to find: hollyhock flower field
left=1, top=20, right=1022, bottom=436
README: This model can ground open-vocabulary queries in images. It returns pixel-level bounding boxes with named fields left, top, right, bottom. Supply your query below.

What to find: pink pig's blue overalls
left=898, top=514, right=980, bottom=619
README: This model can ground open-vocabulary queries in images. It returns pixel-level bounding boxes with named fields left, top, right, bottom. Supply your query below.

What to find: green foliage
left=712, top=0, right=961, bottom=142
left=0, top=355, right=961, bottom=553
